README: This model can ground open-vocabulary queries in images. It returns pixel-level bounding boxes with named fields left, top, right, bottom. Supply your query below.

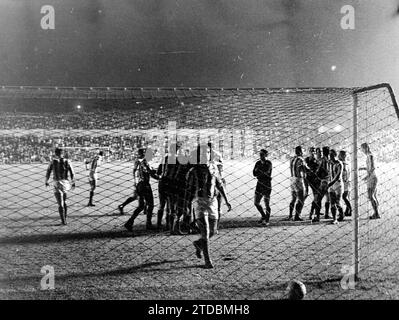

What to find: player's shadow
left=68, top=213, right=124, bottom=219
left=0, top=216, right=57, bottom=223
left=218, top=216, right=350, bottom=230
left=4, top=223, right=62, bottom=229
left=0, top=228, right=146, bottom=245
left=0, top=217, right=352, bottom=245
left=1, top=259, right=202, bottom=284
left=1, top=211, right=125, bottom=229
left=1, top=212, right=124, bottom=223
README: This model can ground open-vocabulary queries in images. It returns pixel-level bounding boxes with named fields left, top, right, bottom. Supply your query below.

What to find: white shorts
left=290, top=177, right=305, bottom=194
left=343, top=181, right=350, bottom=192
left=329, top=181, right=343, bottom=195
left=193, top=197, right=218, bottom=220
left=89, top=172, right=98, bottom=182
left=54, top=180, right=71, bottom=193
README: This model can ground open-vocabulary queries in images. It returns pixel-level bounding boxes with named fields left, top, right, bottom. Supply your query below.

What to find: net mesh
left=0, top=85, right=398, bottom=299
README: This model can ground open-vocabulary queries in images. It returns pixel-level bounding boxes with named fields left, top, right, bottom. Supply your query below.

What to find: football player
left=45, top=148, right=75, bottom=225
left=305, top=147, right=320, bottom=220
left=124, top=148, right=159, bottom=233
left=188, top=144, right=232, bottom=269
left=312, top=146, right=331, bottom=222
left=328, top=149, right=344, bottom=224
left=85, top=150, right=104, bottom=207
left=338, top=150, right=352, bottom=217
left=253, top=149, right=272, bottom=226
left=287, top=146, right=306, bottom=221
left=360, top=143, right=380, bottom=219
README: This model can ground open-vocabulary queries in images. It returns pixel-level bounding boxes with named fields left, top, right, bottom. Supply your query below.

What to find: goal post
left=351, top=83, right=399, bottom=284
left=351, top=91, right=360, bottom=280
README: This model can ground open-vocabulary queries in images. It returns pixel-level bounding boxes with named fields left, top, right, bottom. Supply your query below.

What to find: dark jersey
left=157, top=155, right=179, bottom=181
left=305, top=156, right=319, bottom=181
left=46, top=157, right=75, bottom=181
left=253, top=159, right=272, bottom=182
left=316, top=156, right=330, bottom=180
left=175, top=161, right=191, bottom=185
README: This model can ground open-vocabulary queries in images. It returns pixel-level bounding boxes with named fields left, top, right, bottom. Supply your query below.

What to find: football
left=286, top=280, right=307, bottom=300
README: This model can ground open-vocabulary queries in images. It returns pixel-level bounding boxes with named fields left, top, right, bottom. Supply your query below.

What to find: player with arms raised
left=45, top=147, right=75, bottom=225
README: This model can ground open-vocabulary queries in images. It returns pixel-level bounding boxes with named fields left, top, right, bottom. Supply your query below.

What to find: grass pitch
left=1, top=160, right=398, bottom=299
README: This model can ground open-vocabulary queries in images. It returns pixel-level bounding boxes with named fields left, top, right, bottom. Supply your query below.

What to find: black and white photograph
left=0, top=0, right=398, bottom=306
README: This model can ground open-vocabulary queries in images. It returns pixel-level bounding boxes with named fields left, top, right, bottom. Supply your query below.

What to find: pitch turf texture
left=1, top=160, right=398, bottom=299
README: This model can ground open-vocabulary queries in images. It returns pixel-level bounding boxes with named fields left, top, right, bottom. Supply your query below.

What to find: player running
left=287, top=146, right=306, bottom=221
left=328, top=149, right=344, bottom=224
left=338, top=150, right=352, bottom=217
left=123, top=148, right=159, bottom=233
left=188, top=144, right=232, bottom=269
left=305, top=147, right=320, bottom=220
left=253, top=149, right=272, bottom=226
left=85, top=150, right=104, bottom=207
left=45, top=148, right=75, bottom=225
left=360, top=143, right=380, bottom=219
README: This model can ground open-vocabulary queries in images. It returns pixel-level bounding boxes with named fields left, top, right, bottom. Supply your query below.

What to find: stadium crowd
left=0, top=110, right=398, bottom=164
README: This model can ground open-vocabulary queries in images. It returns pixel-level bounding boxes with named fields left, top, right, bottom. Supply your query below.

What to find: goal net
left=0, top=84, right=398, bottom=299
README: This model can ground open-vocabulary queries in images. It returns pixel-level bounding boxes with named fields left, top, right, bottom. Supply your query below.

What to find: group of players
left=45, top=143, right=231, bottom=268
left=44, top=141, right=380, bottom=268
left=253, top=143, right=380, bottom=227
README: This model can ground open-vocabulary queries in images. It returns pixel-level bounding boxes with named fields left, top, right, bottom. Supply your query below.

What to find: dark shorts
left=159, top=178, right=177, bottom=195
left=89, top=180, right=96, bottom=190
left=306, top=177, right=320, bottom=191
left=255, top=181, right=272, bottom=197
left=136, top=181, right=152, bottom=195
left=161, top=177, right=179, bottom=195
left=175, top=180, right=186, bottom=198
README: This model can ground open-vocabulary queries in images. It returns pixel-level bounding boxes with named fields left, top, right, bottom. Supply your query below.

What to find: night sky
left=0, top=0, right=398, bottom=93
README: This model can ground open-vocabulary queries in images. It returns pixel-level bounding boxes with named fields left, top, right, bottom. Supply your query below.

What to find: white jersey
left=341, top=161, right=351, bottom=192
left=366, top=153, right=377, bottom=179
left=328, top=160, right=343, bottom=193
left=86, top=155, right=102, bottom=181
left=209, top=149, right=224, bottom=180
left=365, top=153, right=378, bottom=190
